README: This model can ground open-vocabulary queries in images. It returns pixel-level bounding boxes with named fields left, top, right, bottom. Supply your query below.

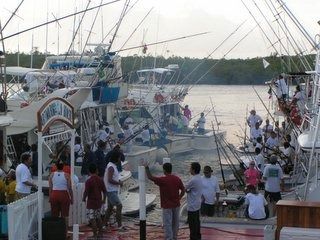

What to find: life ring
left=290, top=106, right=302, bottom=126
left=154, top=93, right=165, bottom=103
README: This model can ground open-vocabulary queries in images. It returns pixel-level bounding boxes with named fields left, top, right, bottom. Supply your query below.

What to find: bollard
left=73, top=224, right=79, bottom=240
left=138, top=166, right=146, bottom=240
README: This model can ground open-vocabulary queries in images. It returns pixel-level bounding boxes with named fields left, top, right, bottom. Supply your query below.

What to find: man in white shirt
left=244, top=184, right=268, bottom=220
left=263, top=155, right=284, bottom=215
left=262, top=119, right=273, bottom=142
left=186, top=162, right=203, bottom=240
left=15, top=153, right=37, bottom=199
left=250, top=122, right=263, bottom=144
left=274, top=75, right=288, bottom=101
left=141, top=125, right=151, bottom=146
left=265, top=131, right=279, bottom=154
left=96, top=125, right=109, bottom=143
left=247, top=110, right=263, bottom=135
left=123, top=124, right=134, bottom=153
left=201, top=166, right=220, bottom=217
left=124, top=115, right=134, bottom=130
left=197, top=112, right=206, bottom=135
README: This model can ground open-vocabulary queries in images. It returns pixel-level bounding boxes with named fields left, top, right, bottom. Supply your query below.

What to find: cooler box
left=92, top=87, right=101, bottom=101
left=100, top=87, right=120, bottom=103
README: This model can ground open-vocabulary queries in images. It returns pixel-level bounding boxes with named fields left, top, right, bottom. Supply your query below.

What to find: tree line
left=5, top=52, right=315, bottom=85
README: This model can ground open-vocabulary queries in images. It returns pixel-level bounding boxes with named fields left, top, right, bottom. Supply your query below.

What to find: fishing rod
left=276, top=0, right=318, bottom=51
left=264, top=0, right=312, bottom=71
left=244, top=104, right=248, bottom=146
left=210, top=121, right=227, bottom=194
left=0, top=0, right=121, bottom=41
left=240, top=0, right=290, bottom=72
left=77, top=0, right=104, bottom=64
left=115, top=31, right=210, bottom=53
left=216, top=136, right=245, bottom=187
left=2, top=0, right=25, bottom=31
left=252, top=86, right=277, bottom=124
left=250, top=0, right=300, bottom=72
left=178, top=20, right=247, bottom=89
left=209, top=99, right=245, bottom=187
left=189, top=23, right=258, bottom=91
left=107, top=0, right=130, bottom=52
left=64, top=0, right=92, bottom=61
left=117, top=7, right=154, bottom=54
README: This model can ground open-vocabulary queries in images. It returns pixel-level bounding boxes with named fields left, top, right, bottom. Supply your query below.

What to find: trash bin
left=42, top=217, right=66, bottom=240
left=0, top=205, right=8, bottom=235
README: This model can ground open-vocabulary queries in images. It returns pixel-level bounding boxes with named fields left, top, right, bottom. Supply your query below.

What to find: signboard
left=37, top=97, right=74, bottom=133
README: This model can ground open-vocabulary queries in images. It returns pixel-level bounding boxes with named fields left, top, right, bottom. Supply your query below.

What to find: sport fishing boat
left=120, top=67, right=226, bottom=155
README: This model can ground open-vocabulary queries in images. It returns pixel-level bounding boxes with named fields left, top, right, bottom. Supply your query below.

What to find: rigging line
left=276, top=0, right=317, bottom=51
left=240, top=0, right=290, bottom=71
left=64, top=0, right=92, bottom=60
left=265, top=0, right=311, bottom=71
left=0, top=0, right=121, bottom=41
left=100, top=0, right=140, bottom=46
left=178, top=20, right=247, bottom=89
left=2, top=0, right=25, bottom=31
left=250, top=0, right=300, bottom=72
left=115, top=31, right=210, bottom=53
left=79, top=0, right=104, bottom=64
left=189, top=24, right=258, bottom=91
left=262, top=0, right=307, bottom=70
left=117, top=7, right=154, bottom=56
left=107, top=0, right=130, bottom=52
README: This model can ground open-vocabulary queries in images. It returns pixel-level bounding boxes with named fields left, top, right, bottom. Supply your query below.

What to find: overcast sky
left=1, top=0, right=320, bottom=59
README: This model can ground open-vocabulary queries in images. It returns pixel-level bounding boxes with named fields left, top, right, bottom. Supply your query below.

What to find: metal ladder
left=6, top=136, right=17, bottom=162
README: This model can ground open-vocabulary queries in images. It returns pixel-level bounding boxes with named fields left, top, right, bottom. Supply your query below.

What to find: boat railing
left=7, top=192, right=40, bottom=240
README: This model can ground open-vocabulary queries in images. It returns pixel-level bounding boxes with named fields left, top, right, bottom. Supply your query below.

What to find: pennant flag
left=263, top=58, right=270, bottom=69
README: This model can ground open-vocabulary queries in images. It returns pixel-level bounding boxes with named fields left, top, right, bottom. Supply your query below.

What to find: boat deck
left=75, top=223, right=264, bottom=239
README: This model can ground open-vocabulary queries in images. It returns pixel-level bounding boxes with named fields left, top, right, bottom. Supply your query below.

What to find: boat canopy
left=137, top=68, right=174, bottom=75
left=3, top=66, right=38, bottom=77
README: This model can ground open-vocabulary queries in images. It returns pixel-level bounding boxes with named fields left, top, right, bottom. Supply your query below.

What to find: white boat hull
left=298, top=131, right=320, bottom=152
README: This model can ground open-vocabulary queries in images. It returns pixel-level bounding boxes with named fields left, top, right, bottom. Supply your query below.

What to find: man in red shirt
left=145, top=163, right=185, bottom=240
left=83, top=163, right=107, bottom=239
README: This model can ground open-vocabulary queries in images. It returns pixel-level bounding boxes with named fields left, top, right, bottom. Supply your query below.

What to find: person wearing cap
left=263, top=155, right=284, bottom=215
left=141, top=125, right=151, bottom=146
left=196, top=112, right=206, bottom=135
left=244, top=160, right=261, bottom=188
left=201, top=166, right=220, bottom=217
left=247, top=110, right=263, bottom=132
left=145, top=162, right=185, bottom=240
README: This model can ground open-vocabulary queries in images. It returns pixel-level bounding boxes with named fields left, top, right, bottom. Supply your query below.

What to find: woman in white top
left=49, top=160, right=73, bottom=227
left=244, top=184, right=268, bottom=220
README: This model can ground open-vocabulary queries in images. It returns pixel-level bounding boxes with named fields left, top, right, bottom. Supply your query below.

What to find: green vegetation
left=5, top=52, right=314, bottom=85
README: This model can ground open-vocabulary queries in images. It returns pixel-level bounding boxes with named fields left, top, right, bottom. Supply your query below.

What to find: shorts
left=86, top=208, right=103, bottom=220
left=106, top=191, right=122, bottom=207
left=264, top=191, right=281, bottom=203
left=200, top=203, right=215, bottom=217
